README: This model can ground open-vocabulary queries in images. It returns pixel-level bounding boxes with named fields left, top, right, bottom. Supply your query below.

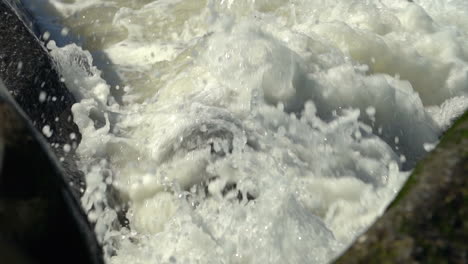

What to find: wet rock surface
left=0, top=0, right=83, bottom=196
left=0, top=1, right=103, bottom=263
left=335, top=112, right=468, bottom=264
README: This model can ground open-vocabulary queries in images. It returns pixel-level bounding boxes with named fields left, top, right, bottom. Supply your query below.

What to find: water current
left=23, top=0, right=468, bottom=263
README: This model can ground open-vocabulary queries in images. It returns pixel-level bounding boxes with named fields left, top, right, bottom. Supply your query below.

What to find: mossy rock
left=334, top=112, right=468, bottom=263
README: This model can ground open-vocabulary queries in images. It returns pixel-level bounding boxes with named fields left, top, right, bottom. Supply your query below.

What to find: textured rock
left=0, top=1, right=103, bottom=263
left=334, top=112, right=468, bottom=264
left=0, top=0, right=85, bottom=195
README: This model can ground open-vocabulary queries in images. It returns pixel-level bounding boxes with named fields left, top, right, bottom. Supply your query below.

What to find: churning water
left=24, top=0, right=468, bottom=263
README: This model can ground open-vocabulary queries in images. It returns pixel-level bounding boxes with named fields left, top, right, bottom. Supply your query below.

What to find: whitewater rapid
left=24, top=0, right=468, bottom=263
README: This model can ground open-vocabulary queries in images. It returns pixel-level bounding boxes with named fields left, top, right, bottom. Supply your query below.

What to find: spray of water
left=23, top=0, right=468, bottom=263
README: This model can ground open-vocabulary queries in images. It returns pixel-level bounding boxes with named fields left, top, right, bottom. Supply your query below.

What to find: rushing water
left=24, top=0, right=468, bottom=263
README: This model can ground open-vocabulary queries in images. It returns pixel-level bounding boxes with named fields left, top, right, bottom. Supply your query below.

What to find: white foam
left=42, top=125, right=53, bottom=138
left=25, top=0, right=468, bottom=263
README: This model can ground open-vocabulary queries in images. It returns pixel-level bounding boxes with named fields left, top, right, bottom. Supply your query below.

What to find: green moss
left=388, top=163, right=420, bottom=208
left=389, top=111, right=468, bottom=209
left=438, top=111, right=468, bottom=146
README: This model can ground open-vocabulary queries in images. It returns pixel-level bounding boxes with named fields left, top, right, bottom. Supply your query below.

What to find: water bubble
left=60, top=27, right=69, bottom=36
left=42, top=31, right=50, bottom=40
left=365, top=106, right=376, bottom=117
left=39, top=91, right=47, bottom=103
left=63, top=144, right=71, bottom=153
left=42, top=125, right=53, bottom=138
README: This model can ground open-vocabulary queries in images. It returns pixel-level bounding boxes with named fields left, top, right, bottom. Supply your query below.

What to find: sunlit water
left=23, top=0, right=468, bottom=263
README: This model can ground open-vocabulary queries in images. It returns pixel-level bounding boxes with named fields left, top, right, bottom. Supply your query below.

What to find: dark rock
left=0, top=0, right=84, bottom=197
left=0, top=1, right=103, bottom=263
left=0, top=0, right=79, bottom=144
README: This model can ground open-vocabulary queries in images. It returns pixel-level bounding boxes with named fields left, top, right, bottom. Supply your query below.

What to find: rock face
left=0, top=0, right=84, bottom=193
left=0, top=1, right=103, bottom=263
left=334, top=112, right=468, bottom=264
left=0, top=0, right=79, bottom=144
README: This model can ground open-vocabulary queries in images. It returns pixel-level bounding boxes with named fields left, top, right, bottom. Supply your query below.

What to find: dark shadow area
left=0, top=81, right=103, bottom=264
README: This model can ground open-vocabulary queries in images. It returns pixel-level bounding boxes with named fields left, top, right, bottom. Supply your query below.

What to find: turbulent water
left=24, top=0, right=468, bottom=263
